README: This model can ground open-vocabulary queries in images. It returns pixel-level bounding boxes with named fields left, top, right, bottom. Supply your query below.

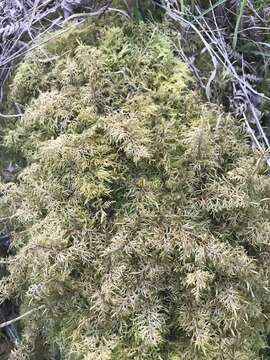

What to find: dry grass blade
left=157, top=0, right=270, bottom=165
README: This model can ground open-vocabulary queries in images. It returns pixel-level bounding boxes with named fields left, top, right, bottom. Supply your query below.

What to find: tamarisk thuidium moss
left=1, top=19, right=270, bottom=360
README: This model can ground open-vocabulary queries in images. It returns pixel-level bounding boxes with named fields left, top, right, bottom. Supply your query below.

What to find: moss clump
left=1, top=20, right=270, bottom=360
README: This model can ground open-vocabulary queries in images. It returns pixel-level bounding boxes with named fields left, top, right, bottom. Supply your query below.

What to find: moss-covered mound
left=1, top=20, right=270, bottom=360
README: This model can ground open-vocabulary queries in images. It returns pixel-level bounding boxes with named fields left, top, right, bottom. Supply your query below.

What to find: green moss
left=10, top=54, right=48, bottom=105
left=1, top=19, right=270, bottom=360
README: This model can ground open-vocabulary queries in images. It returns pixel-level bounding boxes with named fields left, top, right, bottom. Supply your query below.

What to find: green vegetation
left=1, top=19, right=270, bottom=359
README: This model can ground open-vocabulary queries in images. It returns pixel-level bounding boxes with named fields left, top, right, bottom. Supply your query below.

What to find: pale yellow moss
left=1, top=19, right=270, bottom=360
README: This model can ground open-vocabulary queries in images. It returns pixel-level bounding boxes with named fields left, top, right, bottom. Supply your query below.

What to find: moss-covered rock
left=1, top=19, right=270, bottom=360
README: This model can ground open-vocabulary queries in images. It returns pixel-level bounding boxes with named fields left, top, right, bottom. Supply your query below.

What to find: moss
left=1, top=18, right=270, bottom=360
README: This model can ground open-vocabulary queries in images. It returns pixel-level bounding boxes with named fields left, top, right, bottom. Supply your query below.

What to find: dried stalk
left=0, top=305, right=45, bottom=329
left=157, top=0, right=270, bottom=165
